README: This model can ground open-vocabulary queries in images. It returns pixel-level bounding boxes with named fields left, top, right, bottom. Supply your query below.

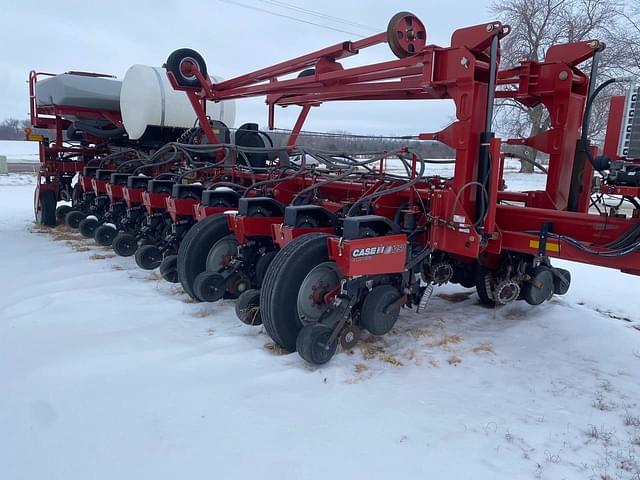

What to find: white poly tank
left=120, top=64, right=236, bottom=140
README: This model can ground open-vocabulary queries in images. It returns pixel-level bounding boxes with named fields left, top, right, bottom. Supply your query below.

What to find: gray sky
left=1, top=0, right=503, bottom=135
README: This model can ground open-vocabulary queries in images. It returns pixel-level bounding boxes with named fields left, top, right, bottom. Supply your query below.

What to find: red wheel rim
left=179, top=57, right=199, bottom=81
left=387, top=12, right=427, bottom=58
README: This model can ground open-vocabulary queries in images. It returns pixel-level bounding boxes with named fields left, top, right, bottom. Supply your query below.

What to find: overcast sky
left=0, top=0, right=555, bottom=135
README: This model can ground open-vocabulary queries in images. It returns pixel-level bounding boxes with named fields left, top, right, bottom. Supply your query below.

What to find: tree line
left=267, top=129, right=455, bottom=158
left=0, top=118, right=30, bottom=140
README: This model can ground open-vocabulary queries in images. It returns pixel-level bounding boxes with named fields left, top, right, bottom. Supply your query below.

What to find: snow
left=0, top=173, right=37, bottom=186
left=0, top=140, right=39, bottom=163
left=1, top=174, right=639, bottom=480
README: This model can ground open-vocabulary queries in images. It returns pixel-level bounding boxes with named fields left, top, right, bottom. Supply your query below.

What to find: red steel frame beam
left=168, top=20, right=639, bottom=275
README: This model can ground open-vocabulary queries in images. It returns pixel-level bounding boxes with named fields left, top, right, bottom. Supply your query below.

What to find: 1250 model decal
left=351, top=244, right=406, bottom=258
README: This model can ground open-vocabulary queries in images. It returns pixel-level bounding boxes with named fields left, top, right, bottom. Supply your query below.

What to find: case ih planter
left=29, top=11, right=639, bottom=367
left=166, top=11, right=640, bottom=365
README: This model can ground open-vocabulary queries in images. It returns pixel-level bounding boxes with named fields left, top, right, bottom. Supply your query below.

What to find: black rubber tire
left=79, top=217, right=99, bottom=238
left=296, top=324, right=337, bottom=366
left=165, top=48, right=208, bottom=88
left=159, top=255, right=179, bottom=283
left=55, top=205, right=72, bottom=224
left=177, top=215, right=229, bottom=300
left=35, top=190, right=57, bottom=227
left=65, top=210, right=86, bottom=229
left=135, top=244, right=163, bottom=270
left=112, top=232, right=138, bottom=257
left=475, top=265, right=496, bottom=307
left=235, top=289, right=262, bottom=325
left=260, top=233, right=332, bottom=352
left=255, top=250, right=278, bottom=287
left=94, top=224, right=117, bottom=246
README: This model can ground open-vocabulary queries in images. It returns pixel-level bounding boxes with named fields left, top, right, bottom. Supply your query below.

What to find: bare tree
left=491, top=0, right=640, bottom=172
left=0, top=118, right=30, bottom=141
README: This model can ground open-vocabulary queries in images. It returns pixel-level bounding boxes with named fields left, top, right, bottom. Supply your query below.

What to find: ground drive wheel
left=260, top=233, right=332, bottom=352
left=79, top=217, right=99, bottom=238
left=65, top=210, right=86, bottom=229
left=177, top=215, right=230, bottom=300
left=135, top=244, right=163, bottom=270
left=160, top=255, right=179, bottom=283
left=35, top=189, right=57, bottom=227
left=94, top=224, right=117, bottom=246
left=112, top=232, right=138, bottom=257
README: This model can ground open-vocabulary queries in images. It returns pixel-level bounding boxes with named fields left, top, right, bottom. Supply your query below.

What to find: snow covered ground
left=1, top=174, right=640, bottom=480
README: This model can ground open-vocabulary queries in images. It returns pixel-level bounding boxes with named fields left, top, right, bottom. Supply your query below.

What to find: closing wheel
left=35, top=189, right=57, bottom=227
left=522, top=266, right=554, bottom=305
left=79, top=217, right=99, bottom=238
left=160, top=255, right=179, bottom=283
left=494, top=280, right=520, bottom=305
left=296, top=324, right=337, bottom=366
left=260, top=233, right=333, bottom=352
left=65, top=210, right=86, bottom=229
left=177, top=215, right=229, bottom=300
left=475, top=265, right=496, bottom=307
left=94, top=224, right=117, bottom=246
left=387, top=11, right=427, bottom=58
left=193, top=271, right=226, bottom=302
left=235, top=289, right=262, bottom=325
left=112, top=232, right=138, bottom=257
left=165, top=48, right=208, bottom=88
left=55, top=205, right=72, bottom=224
left=135, top=244, right=163, bottom=270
